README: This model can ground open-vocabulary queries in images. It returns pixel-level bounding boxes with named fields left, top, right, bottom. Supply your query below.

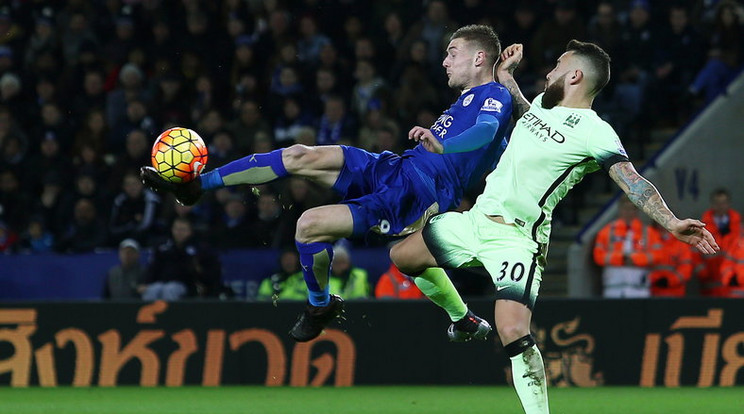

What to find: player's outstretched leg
left=415, top=268, right=492, bottom=342
left=142, top=145, right=345, bottom=205
left=289, top=205, right=354, bottom=342
left=392, top=232, right=492, bottom=342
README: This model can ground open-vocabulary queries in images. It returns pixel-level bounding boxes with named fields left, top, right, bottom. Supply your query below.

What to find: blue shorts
left=333, top=146, right=440, bottom=238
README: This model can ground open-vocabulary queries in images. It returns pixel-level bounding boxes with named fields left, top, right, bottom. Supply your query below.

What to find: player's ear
left=570, top=69, right=583, bottom=85
left=474, top=50, right=485, bottom=67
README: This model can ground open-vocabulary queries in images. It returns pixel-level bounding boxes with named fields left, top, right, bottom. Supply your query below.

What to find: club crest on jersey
left=481, top=97, right=503, bottom=112
left=463, top=94, right=474, bottom=107
left=563, top=113, right=582, bottom=128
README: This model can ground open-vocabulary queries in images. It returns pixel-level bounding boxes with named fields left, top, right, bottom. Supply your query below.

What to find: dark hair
left=710, top=188, right=731, bottom=200
left=450, top=25, right=501, bottom=66
left=566, top=39, right=611, bottom=96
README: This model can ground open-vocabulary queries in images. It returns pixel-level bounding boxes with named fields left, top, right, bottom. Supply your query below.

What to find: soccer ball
left=150, top=127, right=209, bottom=183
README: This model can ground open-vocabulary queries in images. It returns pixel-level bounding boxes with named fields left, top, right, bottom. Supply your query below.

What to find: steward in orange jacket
left=718, top=236, right=744, bottom=297
left=693, top=189, right=741, bottom=296
left=649, top=229, right=693, bottom=297
left=594, top=197, right=662, bottom=297
left=375, top=263, right=424, bottom=299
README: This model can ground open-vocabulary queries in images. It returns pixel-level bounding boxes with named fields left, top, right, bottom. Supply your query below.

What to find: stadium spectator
left=153, top=72, right=190, bottom=127
left=58, top=172, right=110, bottom=230
left=694, top=188, right=741, bottom=296
left=377, top=12, right=406, bottom=72
left=106, top=63, right=150, bottom=136
left=18, top=216, right=54, bottom=253
left=257, top=249, right=307, bottom=300
left=103, top=14, right=138, bottom=66
left=329, top=244, right=371, bottom=299
left=394, top=64, right=439, bottom=128
left=24, top=132, right=73, bottom=193
left=402, top=0, right=455, bottom=70
left=0, top=169, right=29, bottom=231
left=531, top=0, right=586, bottom=75
left=210, top=195, right=253, bottom=248
left=316, top=95, right=355, bottom=145
left=308, top=68, right=341, bottom=117
left=70, top=70, right=107, bottom=123
left=648, top=4, right=706, bottom=126
left=246, top=191, right=294, bottom=249
left=32, top=173, right=67, bottom=236
left=74, top=108, right=109, bottom=158
left=375, top=263, right=425, bottom=299
left=108, top=129, right=150, bottom=192
left=226, top=99, right=272, bottom=154
left=103, top=238, right=146, bottom=299
left=297, top=15, right=331, bottom=65
left=24, top=14, right=58, bottom=70
left=109, top=171, right=161, bottom=246
left=688, top=0, right=744, bottom=104
left=55, top=198, right=107, bottom=254
left=273, top=97, right=314, bottom=146
left=719, top=234, right=744, bottom=297
left=351, top=60, right=387, bottom=119
left=649, top=223, right=694, bottom=297
left=0, top=220, right=18, bottom=253
left=593, top=196, right=662, bottom=298
left=110, top=99, right=157, bottom=153
left=207, top=130, right=239, bottom=167
left=141, top=217, right=222, bottom=300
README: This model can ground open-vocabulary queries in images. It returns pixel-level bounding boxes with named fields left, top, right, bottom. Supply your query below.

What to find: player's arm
left=608, top=161, right=719, bottom=254
left=495, top=44, right=530, bottom=120
left=409, top=113, right=501, bottom=154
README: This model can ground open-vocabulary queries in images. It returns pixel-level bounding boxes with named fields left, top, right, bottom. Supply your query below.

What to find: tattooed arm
left=608, top=161, right=719, bottom=254
left=495, top=44, right=531, bottom=121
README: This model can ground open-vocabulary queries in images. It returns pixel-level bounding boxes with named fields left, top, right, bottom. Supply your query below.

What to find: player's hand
left=497, top=44, right=523, bottom=77
left=140, top=166, right=203, bottom=206
left=669, top=219, right=719, bottom=255
left=408, top=126, right=443, bottom=154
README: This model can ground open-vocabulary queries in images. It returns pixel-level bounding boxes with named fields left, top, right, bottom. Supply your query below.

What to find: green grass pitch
left=0, top=386, right=741, bottom=413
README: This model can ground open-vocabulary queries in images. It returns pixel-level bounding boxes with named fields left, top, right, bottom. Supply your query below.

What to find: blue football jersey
left=404, top=81, right=512, bottom=211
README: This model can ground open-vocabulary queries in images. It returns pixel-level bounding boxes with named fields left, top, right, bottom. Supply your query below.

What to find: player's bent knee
left=282, top=144, right=312, bottom=172
left=497, top=324, right=531, bottom=346
left=295, top=210, right=320, bottom=242
left=390, top=243, right=417, bottom=274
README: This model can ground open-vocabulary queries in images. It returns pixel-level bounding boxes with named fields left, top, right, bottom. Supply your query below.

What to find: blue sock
left=216, top=149, right=289, bottom=187
left=296, top=240, right=334, bottom=306
left=200, top=169, right=224, bottom=190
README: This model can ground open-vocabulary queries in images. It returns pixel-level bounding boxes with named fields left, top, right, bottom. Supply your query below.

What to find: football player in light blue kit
left=141, top=25, right=512, bottom=343
left=391, top=40, right=719, bottom=413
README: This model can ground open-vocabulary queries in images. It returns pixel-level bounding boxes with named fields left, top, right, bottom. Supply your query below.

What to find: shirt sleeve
left=587, top=122, right=629, bottom=171
left=442, top=86, right=512, bottom=154
left=442, top=113, right=501, bottom=153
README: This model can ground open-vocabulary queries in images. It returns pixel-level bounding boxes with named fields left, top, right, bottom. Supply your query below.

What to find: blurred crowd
left=0, top=0, right=743, bottom=258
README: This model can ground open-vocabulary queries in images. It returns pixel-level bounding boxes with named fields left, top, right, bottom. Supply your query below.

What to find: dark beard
left=541, top=75, right=566, bottom=109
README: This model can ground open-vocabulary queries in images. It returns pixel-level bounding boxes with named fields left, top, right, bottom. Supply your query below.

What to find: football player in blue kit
left=141, top=24, right=513, bottom=343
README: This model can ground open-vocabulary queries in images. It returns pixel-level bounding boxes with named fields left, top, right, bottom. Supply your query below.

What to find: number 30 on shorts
left=497, top=261, right=525, bottom=282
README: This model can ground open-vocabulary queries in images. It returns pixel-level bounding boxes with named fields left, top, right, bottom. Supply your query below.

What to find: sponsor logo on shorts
left=496, top=285, right=509, bottom=291
left=481, top=98, right=503, bottom=112
left=463, top=94, right=474, bottom=107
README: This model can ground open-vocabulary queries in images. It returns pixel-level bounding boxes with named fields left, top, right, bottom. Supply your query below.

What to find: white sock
left=510, top=344, right=549, bottom=414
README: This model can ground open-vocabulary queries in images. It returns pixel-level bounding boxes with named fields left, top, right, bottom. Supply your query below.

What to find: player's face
left=442, top=38, right=476, bottom=90
left=542, top=52, right=574, bottom=109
